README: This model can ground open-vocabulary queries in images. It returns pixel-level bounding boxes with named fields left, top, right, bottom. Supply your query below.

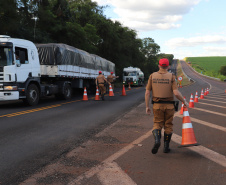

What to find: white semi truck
left=123, top=66, right=144, bottom=86
left=0, top=35, right=115, bottom=105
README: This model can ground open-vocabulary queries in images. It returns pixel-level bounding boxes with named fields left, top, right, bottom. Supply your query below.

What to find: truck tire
left=55, top=83, right=72, bottom=100
left=24, top=84, right=40, bottom=106
left=63, top=83, right=72, bottom=100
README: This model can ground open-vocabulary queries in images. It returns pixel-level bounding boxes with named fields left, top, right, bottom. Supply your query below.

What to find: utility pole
left=32, top=17, right=38, bottom=41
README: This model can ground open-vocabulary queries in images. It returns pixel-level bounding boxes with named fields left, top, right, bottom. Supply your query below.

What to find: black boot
left=152, top=129, right=161, bottom=154
left=163, top=133, right=172, bottom=153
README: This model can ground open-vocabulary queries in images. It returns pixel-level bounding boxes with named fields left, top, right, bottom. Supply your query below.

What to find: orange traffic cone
left=121, top=85, right=127, bottom=96
left=194, top=91, right=199, bottom=103
left=95, top=87, right=100, bottom=101
left=200, top=89, right=204, bottom=99
left=207, top=88, right=209, bottom=94
left=128, top=83, right=131, bottom=90
left=109, top=84, right=114, bottom=96
left=83, top=87, right=88, bottom=101
left=179, top=107, right=199, bottom=147
left=180, top=96, right=186, bottom=115
left=189, top=93, right=194, bottom=108
left=204, top=88, right=207, bottom=96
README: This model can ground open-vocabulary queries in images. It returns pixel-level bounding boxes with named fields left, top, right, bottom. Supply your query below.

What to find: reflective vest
left=152, top=72, right=173, bottom=98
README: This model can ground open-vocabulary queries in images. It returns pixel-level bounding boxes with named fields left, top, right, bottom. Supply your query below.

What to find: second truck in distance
left=123, top=67, right=144, bottom=86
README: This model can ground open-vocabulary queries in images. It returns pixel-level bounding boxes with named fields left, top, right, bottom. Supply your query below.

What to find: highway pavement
left=0, top=85, right=145, bottom=184
left=1, top=61, right=226, bottom=185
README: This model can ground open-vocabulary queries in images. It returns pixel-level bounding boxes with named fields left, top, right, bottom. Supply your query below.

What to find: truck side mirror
left=15, top=60, right=21, bottom=67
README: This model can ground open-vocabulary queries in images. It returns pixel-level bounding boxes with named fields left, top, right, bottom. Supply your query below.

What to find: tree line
left=0, top=0, right=174, bottom=79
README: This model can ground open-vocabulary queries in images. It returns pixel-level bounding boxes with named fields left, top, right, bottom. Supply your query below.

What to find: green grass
left=185, top=57, right=226, bottom=81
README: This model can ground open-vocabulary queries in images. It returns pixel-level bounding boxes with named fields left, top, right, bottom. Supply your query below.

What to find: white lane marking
left=172, top=134, right=226, bottom=168
left=197, top=102, right=226, bottom=108
left=68, top=114, right=226, bottom=185
left=68, top=129, right=153, bottom=185
left=207, top=94, right=226, bottom=97
left=69, top=108, right=225, bottom=185
left=194, top=107, right=226, bottom=117
left=200, top=99, right=226, bottom=103
left=204, top=96, right=226, bottom=100
left=175, top=114, right=226, bottom=132
left=97, top=162, right=137, bottom=185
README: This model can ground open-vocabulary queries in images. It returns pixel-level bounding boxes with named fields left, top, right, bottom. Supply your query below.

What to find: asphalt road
left=0, top=85, right=145, bottom=184
left=20, top=60, right=224, bottom=185
left=115, top=61, right=226, bottom=185
left=1, top=61, right=226, bottom=185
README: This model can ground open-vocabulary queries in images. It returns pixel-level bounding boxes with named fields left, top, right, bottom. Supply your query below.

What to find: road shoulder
left=21, top=102, right=153, bottom=184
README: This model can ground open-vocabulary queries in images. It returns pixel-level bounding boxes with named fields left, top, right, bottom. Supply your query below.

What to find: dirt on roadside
left=20, top=102, right=153, bottom=185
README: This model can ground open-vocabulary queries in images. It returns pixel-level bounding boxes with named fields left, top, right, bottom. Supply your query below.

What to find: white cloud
left=203, top=46, right=226, bottom=56
left=165, top=35, right=226, bottom=48
left=164, top=44, right=226, bottom=59
left=204, top=46, right=226, bottom=51
left=93, top=0, right=201, bottom=31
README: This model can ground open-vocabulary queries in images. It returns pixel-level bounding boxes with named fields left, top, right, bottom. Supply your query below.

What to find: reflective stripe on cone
left=179, top=107, right=200, bottom=147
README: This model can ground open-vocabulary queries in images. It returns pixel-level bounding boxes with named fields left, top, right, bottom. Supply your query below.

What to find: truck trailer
left=0, top=35, right=115, bottom=105
left=123, top=66, right=144, bottom=86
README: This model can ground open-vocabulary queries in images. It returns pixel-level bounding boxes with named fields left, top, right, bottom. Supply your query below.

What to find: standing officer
left=145, top=58, right=189, bottom=154
left=107, top=72, right=119, bottom=90
left=96, top=71, right=110, bottom=100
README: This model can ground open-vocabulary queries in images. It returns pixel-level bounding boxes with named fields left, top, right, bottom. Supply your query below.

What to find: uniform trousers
left=98, top=84, right=106, bottom=95
left=152, top=103, right=175, bottom=134
left=110, top=83, right=114, bottom=90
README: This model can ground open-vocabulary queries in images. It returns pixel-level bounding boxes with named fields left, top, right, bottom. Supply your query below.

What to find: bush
left=219, top=65, right=226, bottom=76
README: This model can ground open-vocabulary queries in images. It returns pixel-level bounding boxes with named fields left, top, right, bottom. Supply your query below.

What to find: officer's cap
left=159, top=58, right=169, bottom=67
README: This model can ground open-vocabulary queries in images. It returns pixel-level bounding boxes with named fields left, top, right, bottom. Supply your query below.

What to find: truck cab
left=0, top=36, right=116, bottom=106
left=123, top=67, right=144, bottom=86
left=0, top=35, right=40, bottom=102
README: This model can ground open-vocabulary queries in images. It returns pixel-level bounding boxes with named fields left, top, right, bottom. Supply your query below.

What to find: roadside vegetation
left=184, top=57, right=226, bottom=81
left=177, top=61, right=192, bottom=87
left=0, top=0, right=173, bottom=80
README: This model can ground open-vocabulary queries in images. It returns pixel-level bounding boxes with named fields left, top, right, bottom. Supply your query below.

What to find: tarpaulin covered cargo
left=35, top=43, right=115, bottom=72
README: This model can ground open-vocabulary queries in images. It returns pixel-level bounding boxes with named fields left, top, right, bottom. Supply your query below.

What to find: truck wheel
left=24, top=84, right=40, bottom=106
left=63, top=83, right=72, bottom=100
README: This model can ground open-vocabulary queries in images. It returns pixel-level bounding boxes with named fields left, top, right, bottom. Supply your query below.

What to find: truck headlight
left=4, top=86, right=18, bottom=91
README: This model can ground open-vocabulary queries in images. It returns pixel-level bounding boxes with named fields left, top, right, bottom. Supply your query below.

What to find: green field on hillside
left=185, top=57, right=226, bottom=81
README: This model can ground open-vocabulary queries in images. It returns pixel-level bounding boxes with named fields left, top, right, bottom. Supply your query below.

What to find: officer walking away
left=145, top=58, right=189, bottom=154
left=107, top=72, right=119, bottom=90
left=96, top=71, right=110, bottom=100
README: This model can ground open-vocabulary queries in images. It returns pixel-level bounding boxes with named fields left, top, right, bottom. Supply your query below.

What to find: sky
left=92, top=0, right=226, bottom=59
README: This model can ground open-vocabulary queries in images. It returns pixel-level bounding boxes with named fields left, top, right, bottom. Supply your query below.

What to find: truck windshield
left=0, top=46, right=13, bottom=67
left=124, top=71, right=137, bottom=76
